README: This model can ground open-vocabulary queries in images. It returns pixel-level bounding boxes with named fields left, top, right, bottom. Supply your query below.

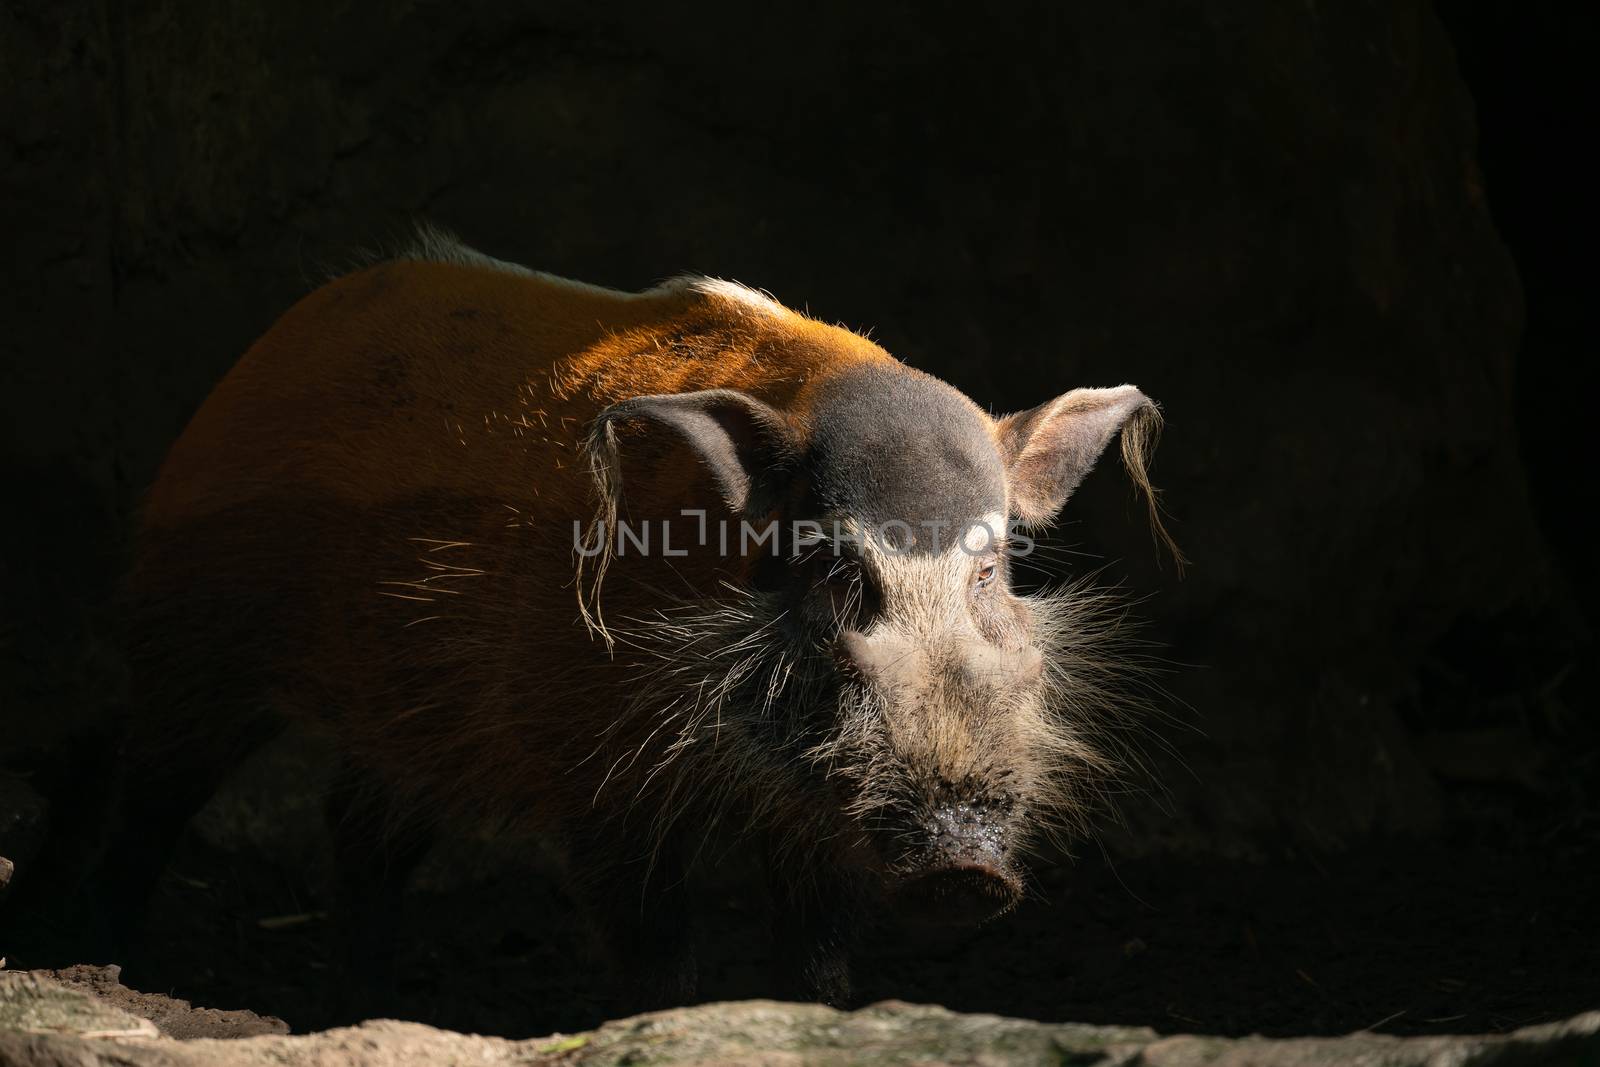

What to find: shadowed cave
left=0, top=0, right=1595, bottom=1049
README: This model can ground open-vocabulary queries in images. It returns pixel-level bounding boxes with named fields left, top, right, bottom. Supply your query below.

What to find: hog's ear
left=998, top=384, right=1183, bottom=564
left=587, top=388, right=799, bottom=518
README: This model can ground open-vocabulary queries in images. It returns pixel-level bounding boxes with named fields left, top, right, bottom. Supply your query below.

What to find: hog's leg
left=564, top=823, right=698, bottom=1013
left=99, top=709, right=283, bottom=984
left=767, top=856, right=871, bottom=1007
left=323, top=765, right=434, bottom=1020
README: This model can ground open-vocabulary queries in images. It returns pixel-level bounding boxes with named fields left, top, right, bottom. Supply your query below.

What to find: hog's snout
left=896, top=802, right=1023, bottom=926
left=834, top=629, right=1044, bottom=691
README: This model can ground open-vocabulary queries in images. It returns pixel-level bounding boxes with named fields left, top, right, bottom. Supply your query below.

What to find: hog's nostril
left=927, top=803, right=1005, bottom=863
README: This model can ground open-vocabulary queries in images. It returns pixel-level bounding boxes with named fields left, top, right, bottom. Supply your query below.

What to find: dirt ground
left=10, top=796, right=1595, bottom=1042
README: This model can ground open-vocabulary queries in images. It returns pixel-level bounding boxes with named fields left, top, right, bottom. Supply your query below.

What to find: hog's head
left=584, top=361, right=1175, bottom=925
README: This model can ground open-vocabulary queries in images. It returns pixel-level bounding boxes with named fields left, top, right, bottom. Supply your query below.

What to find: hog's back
left=124, top=259, right=862, bottom=822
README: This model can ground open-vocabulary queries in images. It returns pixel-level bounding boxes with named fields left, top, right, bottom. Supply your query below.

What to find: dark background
left=1, top=0, right=1594, bottom=1041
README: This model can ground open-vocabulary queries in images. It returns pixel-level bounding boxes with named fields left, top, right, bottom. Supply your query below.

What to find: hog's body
left=120, top=233, right=1173, bottom=1007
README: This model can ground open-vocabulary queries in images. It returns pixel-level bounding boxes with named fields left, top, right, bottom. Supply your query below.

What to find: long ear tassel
left=1119, top=402, right=1187, bottom=575
left=576, top=416, right=623, bottom=650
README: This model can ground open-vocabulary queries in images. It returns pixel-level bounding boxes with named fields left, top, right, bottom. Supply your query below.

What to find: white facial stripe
left=960, top=512, right=1008, bottom=557
left=827, top=511, right=1006, bottom=560
left=854, top=513, right=1004, bottom=631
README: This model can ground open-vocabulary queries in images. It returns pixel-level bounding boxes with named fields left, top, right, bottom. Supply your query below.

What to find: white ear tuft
left=998, top=385, right=1183, bottom=568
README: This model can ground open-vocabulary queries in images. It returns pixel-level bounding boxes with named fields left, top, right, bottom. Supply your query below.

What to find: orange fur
left=130, top=258, right=904, bottom=833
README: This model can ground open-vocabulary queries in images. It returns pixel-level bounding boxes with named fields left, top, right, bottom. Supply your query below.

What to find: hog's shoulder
left=142, top=237, right=895, bottom=525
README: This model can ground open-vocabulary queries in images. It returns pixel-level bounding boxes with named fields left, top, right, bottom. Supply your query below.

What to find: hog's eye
left=975, top=560, right=998, bottom=591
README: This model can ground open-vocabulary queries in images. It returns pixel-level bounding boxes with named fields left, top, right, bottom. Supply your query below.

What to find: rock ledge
left=1, top=967, right=1596, bottom=1066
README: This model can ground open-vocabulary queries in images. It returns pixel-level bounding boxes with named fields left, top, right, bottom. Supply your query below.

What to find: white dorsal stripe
left=678, top=275, right=785, bottom=313
left=395, top=224, right=782, bottom=313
